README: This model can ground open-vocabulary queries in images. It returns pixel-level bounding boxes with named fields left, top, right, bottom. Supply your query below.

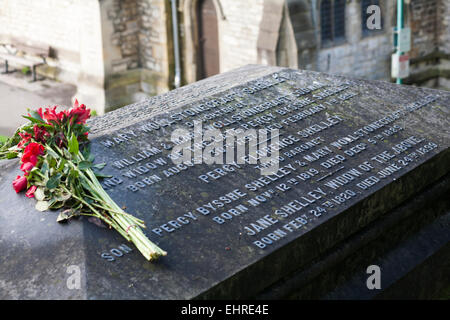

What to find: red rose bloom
left=22, top=142, right=44, bottom=166
left=69, top=100, right=90, bottom=124
left=17, top=132, right=32, bottom=149
left=12, top=175, right=27, bottom=193
left=33, top=125, right=49, bottom=143
left=20, top=162, right=35, bottom=175
left=25, top=186, right=37, bottom=198
left=36, top=108, right=44, bottom=119
left=43, top=106, right=66, bottom=125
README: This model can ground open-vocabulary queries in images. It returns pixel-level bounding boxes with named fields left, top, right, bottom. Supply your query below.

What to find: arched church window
left=320, top=0, right=346, bottom=47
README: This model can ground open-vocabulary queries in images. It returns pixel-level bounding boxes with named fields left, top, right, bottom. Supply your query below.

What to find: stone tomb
left=0, top=65, right=449, bottom=299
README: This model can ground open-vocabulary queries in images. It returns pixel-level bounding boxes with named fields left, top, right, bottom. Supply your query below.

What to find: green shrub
left=21, top=66, right=30, bottom=75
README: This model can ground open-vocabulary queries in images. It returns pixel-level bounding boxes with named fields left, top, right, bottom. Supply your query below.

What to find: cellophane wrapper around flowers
left=0, top=101, right=167, bottom=261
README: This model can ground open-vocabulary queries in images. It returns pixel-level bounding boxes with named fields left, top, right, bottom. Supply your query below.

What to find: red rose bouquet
left=0, top=100, right=167, bottom=261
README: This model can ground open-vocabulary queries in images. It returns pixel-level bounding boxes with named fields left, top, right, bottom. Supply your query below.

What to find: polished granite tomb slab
left=0, top=65, right=449, bottom=299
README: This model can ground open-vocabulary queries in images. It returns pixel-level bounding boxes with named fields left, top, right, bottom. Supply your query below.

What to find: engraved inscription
left=91, top=72, right=442, bottom=255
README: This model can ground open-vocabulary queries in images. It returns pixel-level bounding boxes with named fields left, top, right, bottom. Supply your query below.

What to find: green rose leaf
left=94, top=172, right=113, bottom=179
left=56, top=192, right=71, bottom=202
left=22, top=115, right=43, bottom=125
left=50, top=201, right=65, bottom=210
left=81, top=144, right=91, bottom=159
left=56, top=210, right=71, bottom=223
left=78, top=161, right=92, bottom=170
left=22, top=114, right=52, bottom=128
left=57, top=158, right=67, bottom=172
left=48, top=157, right=57, bottom=169
left=35, top=201, right=50, bottom=212
left=87, top=153, right=95, bottom=163
left=34, top=187, right=46, bottom=201
left=41, top=161, right=49, bottom=175
left=46, top=147, right=60, bottom=159
left=92, top=163, right=106, bottom=170
left=69, top=168, right=79, bottom=180
left=6, top=152, right=18, bottom=159
left=63, top=148, right=72, bottom=160
left=80, top=178, right=95, bottom=194
left=68, top=133, right=79, bottom=154
left=29, top=110, right=44, bottom=122
left=46, top=173, right=62, bottom=189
